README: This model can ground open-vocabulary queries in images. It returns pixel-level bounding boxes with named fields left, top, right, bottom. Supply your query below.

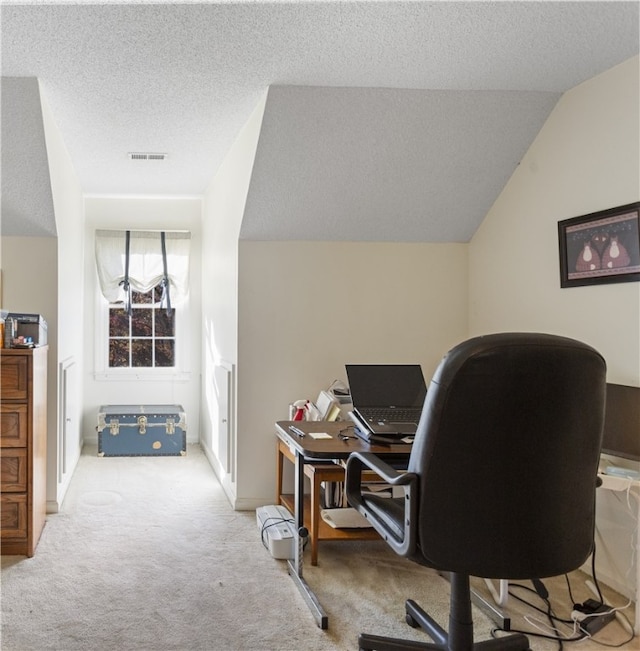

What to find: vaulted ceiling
left=2, top=1, right=638, bottom=240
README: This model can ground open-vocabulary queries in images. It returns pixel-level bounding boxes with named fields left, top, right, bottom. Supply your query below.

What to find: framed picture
left=558, top=202, right=640, bottom=288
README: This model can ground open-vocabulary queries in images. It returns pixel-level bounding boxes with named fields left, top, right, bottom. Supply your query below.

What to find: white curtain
left=95, top=229, right=191, bottom=304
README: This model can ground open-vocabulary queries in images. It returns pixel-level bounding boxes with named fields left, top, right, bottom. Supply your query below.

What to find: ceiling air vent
left=128, top=152, right=167, bottom=161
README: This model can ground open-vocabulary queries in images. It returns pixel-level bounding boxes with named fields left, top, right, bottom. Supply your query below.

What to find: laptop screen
left=346, top=364, right=427, bottom=409
left=601, top=383, right=640, bottom=462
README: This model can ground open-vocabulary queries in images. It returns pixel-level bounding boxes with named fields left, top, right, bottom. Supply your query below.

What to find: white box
left=256, top=505, right=296, bottom=559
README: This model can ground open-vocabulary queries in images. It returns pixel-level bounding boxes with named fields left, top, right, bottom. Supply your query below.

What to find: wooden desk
left=275, top=420, right=411, bottom=629
left=276, top=438, right=380, bottom=566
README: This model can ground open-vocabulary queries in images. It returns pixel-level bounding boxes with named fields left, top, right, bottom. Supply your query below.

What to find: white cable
left=522, top=614, right=582, bottom=641
left=585, top=579, right=635, bottom=635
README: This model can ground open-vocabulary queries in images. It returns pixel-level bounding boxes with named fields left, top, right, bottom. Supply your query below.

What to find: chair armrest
left=345, top=451, right=418, bottom=557
left=346, top=451, right=413, bottom=486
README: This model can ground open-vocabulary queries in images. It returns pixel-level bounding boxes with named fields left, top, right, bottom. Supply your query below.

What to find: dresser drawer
left=0, top=448, right=27, bottom=492
left=0, top=355, right=28, bottom=400
left=0, top=493, right=28, bottom=539
left=0, top=347, right=47, bottom=557
left=0, top=404, right=28, bottom=447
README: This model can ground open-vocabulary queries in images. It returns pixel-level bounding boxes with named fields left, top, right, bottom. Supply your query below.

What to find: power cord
left=491, top=581, right=583, bottom=649
left=491, top=569, right=634, bottom=649
left=571, top=543, right=634, bottom=640
left=583, top=580, right=635, bottom=640
left=259, top=516, right=308, bottom=553
left=564, top=573, right=577, bottom=607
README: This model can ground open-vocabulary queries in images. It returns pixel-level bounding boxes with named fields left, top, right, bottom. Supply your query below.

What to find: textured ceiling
left=1, top=77, right=57, bottom=237
left=242, top=85, right=560, bottom=242
left=1, top=1, right=639, bottom=239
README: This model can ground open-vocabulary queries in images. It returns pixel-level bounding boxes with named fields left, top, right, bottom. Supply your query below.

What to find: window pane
left=109, top=340, right=129, bottom=367
left=132, top=289, right=152, bottom=304
left=155, top=340, right=175, bottom=367
left=107, top=281, right=177, bottom=370
left=131, top=309, right=152, bottom=336
left=155, top=309, right=175, bottom=337
left=109, top=309, right=129, bottom=337
left=131, top=339, right=153, bottom=367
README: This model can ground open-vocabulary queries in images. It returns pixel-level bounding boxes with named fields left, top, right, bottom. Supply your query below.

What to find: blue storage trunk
left=97, top=404, right=186, bottom=457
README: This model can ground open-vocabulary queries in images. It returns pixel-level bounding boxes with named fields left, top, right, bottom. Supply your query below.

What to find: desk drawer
left=0, top=404, right=28, bottom=447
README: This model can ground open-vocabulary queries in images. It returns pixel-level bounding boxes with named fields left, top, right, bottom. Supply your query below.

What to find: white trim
left=58, top=357, right=76, bottom=482
left=93, top=371, right=191, bottom=382
left=201, top=439, right=237, bottom=509
left=93, top=292, right=190, bottom=381
left=84, top=193, right=204, bottom=200
left=212, top=360, right=235, bottom=479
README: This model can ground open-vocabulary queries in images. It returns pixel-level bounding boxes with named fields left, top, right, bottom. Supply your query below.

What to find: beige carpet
left=1, top=444, right=635, bottom=650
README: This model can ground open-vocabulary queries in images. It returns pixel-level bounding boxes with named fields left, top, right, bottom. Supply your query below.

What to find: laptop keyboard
left=361, top=408, right=422, bottom=422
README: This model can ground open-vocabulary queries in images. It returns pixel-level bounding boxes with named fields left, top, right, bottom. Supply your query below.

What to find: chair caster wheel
left=405, top=613, right=418, bottom=628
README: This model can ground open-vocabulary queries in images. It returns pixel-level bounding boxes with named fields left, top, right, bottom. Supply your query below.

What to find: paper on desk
left=308, top=432, right=332, bottom=440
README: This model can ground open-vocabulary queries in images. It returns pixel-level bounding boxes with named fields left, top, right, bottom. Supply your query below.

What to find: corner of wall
left=200, top=88, right=269, bottom=499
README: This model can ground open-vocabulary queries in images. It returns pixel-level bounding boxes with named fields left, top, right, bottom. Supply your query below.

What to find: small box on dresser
left=1, top=346, right=48, bottom=557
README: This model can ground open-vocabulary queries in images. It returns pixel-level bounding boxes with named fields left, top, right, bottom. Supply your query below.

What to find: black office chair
left=346, top=333, right=606, bottom=651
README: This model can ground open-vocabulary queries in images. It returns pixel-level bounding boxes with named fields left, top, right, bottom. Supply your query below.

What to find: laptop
left=345, top=364, right=427, bottom=437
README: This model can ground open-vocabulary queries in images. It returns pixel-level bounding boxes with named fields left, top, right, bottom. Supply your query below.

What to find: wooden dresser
left=1, top=347, right=48, bottom=556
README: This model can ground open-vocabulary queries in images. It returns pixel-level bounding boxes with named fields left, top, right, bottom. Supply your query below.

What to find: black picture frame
left=558, top=202, right=640, bottom=288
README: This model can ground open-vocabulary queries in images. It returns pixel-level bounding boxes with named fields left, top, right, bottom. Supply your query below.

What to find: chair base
left=358, top=574, right=530, bottom=651
left=359, top=602, right=530, bottom=650
left=358, top=630, right=530, bottom=651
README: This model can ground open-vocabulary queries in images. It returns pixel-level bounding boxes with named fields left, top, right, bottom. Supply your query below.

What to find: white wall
left=1, top=237, right=58, bottom=502
left=40, top=86, right=85, bottom=510
left=200, top=91, right=268, bottom=504
left=82, top=197, right=203, bottom=448
left=200, top=89, right=469, bottom=509
left=0, top=82, right=85, bottom=513
left=236, top=240, right=468, bottom=508
left=469, top=56, right=639, bottom=599
left=469, top=56, right=639, bottom=382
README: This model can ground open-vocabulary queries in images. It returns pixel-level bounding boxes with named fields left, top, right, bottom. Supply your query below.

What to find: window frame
left=94, top=288, right=190, bottom=382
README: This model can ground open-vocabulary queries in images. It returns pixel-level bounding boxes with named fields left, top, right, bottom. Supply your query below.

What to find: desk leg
left=275, top=441, right=284, bottom=504
left=310, top=468, right=322, bottom=566
left=286, top=449, right=328, bottom=629
left=484, top=579, right=510, bottom=607
left=470, top=587, right=511, bottom=631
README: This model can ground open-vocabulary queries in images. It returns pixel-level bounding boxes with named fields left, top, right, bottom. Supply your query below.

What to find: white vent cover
left=128, top=152, right=167, bottom=161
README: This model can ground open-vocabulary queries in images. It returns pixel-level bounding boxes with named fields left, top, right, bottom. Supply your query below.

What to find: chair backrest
left=408, top=333, right=606, bottom=579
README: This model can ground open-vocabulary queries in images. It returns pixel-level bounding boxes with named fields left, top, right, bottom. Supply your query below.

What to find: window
left=94, top=229, right=191, bottom=380
left=108, top=286, right=176, bottom=368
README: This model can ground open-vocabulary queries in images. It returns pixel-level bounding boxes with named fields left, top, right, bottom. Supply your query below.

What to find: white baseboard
left=200, top=440, right=239, bottom=508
